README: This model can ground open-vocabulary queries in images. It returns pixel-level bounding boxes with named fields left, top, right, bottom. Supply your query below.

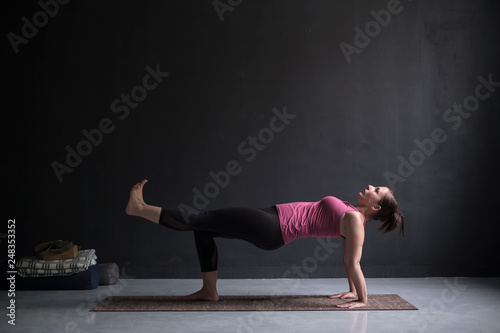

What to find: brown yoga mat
left=91, top=294, right=418, bottom=312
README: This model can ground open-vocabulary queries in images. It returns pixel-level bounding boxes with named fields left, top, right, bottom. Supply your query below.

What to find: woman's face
left=357, top=185, right=390, bottom=207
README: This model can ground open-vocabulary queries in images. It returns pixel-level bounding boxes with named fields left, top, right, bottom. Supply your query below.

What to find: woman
left=125, top=179, right=404, bottom=309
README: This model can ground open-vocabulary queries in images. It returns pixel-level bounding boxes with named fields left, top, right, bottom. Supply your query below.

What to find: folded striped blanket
left=17, top=249, right=97, bottom=277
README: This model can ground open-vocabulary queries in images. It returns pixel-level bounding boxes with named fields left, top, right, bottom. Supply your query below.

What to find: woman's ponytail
left=373, top=190, right=405, bottom=237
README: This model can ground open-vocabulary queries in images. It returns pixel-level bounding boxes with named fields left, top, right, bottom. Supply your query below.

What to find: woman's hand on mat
left=328, top=291, right=357, bottom=299
left=336, top=300, right=367, bottom=309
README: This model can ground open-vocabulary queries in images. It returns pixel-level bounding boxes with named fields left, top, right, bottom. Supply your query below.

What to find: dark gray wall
left=5, top=0, right=500, bottom=279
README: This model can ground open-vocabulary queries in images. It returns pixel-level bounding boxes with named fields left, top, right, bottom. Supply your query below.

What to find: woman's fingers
left=328, top=292, right=358, bottom=299
left=336, top=301, right=367, bottom=309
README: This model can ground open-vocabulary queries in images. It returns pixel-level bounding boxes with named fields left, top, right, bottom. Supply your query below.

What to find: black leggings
left=159, top=206, right=285, bottom=272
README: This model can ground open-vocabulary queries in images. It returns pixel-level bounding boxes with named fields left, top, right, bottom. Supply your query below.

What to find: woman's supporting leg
left=125, top=179, right=161, bottom=223
left=157, top=206, right=285, bottom=301
left=179, top=231, right=219, bottom=301
left=193, top=231, right=218, bottom=272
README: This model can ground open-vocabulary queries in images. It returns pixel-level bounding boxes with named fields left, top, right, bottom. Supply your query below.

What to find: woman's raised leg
left=125, top=180, right=283, bottom=302
left=125, top=180, right=220, bottom=301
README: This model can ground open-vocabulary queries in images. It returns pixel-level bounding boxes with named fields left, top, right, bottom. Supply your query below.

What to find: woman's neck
left=354, top=205, right=372, bottom=222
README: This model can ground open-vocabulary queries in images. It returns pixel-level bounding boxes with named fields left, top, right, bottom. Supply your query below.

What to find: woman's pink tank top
left=276, top=196, right=364, bottom=244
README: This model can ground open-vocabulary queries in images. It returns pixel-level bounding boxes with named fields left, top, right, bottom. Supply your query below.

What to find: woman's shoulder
left=343, top=210, right=365, bottom=225
left=340, top=211, right=365, bottom=240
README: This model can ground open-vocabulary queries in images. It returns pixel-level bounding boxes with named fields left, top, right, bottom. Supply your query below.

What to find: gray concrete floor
left=1, top=277, right=499, bottom=333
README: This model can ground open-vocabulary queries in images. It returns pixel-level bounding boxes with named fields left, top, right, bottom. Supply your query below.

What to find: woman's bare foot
left=125, top=179, right=148, bottom=216
left=182, top=271, right=219, bottom=301
left=125, top=180, right=161, bottom=223
left=182, top=288, right=219, bottom=302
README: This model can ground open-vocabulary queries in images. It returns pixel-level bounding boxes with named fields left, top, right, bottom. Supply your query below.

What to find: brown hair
left=372, top=189, right=405, bottom=237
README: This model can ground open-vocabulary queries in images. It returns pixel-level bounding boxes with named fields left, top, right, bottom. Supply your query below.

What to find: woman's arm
left=328, top=239, right=357, bottom=299
left=336, top=212, right=367, bottom=309
left=343, top=238, right=358, bottom=296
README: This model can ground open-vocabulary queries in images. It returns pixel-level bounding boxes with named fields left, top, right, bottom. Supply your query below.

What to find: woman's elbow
left=345, top=259, right=361, bottom=269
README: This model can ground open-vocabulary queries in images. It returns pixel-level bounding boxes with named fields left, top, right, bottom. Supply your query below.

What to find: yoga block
left=42, top=245, right=78, bottom=260
left=98, top=263, right=119, bottom=285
